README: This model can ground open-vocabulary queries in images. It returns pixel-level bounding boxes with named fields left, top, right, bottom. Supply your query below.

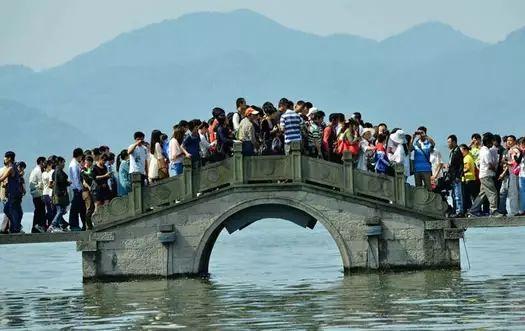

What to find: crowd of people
left=1, top=97, right=525, bottom=234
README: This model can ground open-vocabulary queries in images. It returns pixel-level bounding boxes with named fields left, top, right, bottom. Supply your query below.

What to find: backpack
left=8, top=163, right=23, bottom=199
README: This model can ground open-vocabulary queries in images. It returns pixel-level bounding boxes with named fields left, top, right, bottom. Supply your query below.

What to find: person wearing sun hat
left=357, top=128, right=376, bottom=171
left=389, top=129, right=411, bottom=178
left=238, top=107, right=260, bottom=156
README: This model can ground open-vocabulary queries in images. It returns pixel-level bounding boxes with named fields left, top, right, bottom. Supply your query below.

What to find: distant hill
left=0, top=9, right=523, bottom=152
left=0, top=99, right=97, bottom=163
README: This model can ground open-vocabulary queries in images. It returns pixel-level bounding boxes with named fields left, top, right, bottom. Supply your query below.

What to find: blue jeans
left=51, top=204, right=68, bottom=228
left=4, top=198, right=22, bottom=233
left=451, top=179, right=464, bottom=214
left=169, top=162, right=183, bottom=177
left=519, top=177, right=525, bottom=213
left=43, top=195, right=56, bottom=226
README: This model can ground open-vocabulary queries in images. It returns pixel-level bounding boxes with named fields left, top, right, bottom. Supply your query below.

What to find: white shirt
left=69, top=159, right=82, bottom=191
left=42, top=169, right=54, bottom=196
left=232, top=112, right=241, bottom=131
left=169, top=138, right=184, bottom=164
left=129, top=144, right=149, bottom=175
left=479, top=146, right=496, bottom=179
left=29, top=165, right=44, bottom=198
left=430, top=150, right=443, bottom=179
left=357, top=139, right=371, bottom=171
left=392, top=144, right=411, bottom=177
left=199, top=133, right=211, bottom=158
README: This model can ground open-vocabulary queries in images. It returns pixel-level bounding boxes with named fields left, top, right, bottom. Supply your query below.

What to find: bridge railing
left=92, top=141, right=448, bottom=227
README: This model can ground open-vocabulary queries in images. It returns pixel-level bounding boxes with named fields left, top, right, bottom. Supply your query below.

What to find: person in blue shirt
left=183, top=120, right=202, bottom=169
left=117, top=150, right=131, bottom=196
left=412, top=126, right=435, bottom=191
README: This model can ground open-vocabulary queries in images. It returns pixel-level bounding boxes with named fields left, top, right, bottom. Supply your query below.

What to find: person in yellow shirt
left=469, top=133, right=482, bottom=163
left=460, top=144, right=479, bottom=211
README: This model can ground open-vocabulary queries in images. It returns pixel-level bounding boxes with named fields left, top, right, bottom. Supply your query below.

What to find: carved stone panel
left=244, top=156, right=291, bottom=181
left=197, top=158, right=233, bottom=192
left=143, top=175, right=185, bottom=209
left=353, top=170, right=395, bottom=201
left=302, top=157, right=343, bottom=188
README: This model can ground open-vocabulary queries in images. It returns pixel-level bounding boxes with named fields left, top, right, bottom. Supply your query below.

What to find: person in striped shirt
left=280, top=102, right=303, bottom=155
left=307, top=112, right=323, bottom=158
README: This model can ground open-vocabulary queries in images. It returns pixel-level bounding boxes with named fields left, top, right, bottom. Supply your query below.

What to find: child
left=374, top=134, right=390, bottom=175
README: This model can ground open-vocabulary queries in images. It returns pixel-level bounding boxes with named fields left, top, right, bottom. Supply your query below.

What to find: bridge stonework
left=81, top=142, right=459, bottom=281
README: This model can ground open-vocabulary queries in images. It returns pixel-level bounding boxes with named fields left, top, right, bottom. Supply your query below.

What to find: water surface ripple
left=1, top=217, right=524, bottom=329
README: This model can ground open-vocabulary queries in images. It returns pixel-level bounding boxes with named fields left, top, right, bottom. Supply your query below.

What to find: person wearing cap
left=307, top=107, right=318, bottom=121
left=0, top=151, right=24, bottom=233
left=238, top=107, right=259, bottom=156
left=307, top=112, right=323, bottom=158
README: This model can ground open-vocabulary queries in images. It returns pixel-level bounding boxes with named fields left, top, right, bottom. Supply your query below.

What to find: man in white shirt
left=29, top=157, right=46, bottom=233
left=468, top=133, right=504, bottom=217
left=232, top=97, right=247, bottom=132
left=69, top=148, right=87, bottom=230
left=128, top=131, right=150, bottom=184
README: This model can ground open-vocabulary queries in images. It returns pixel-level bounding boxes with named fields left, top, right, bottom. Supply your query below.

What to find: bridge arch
left=193, top=197, right=351, bottom=275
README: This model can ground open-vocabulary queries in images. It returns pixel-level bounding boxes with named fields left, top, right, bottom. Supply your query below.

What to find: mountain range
left=1, top=9, right=524, bottom=165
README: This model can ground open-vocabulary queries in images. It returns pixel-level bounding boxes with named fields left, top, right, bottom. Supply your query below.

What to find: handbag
left=157, top=158, right=169, bottom=179
left=337, top=137, right=360, bottom=156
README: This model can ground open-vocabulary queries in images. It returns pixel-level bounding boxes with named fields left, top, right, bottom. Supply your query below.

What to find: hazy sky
left=1, top=0, right=524, bottom=69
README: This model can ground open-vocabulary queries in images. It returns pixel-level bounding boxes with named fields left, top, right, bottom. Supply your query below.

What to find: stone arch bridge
left=75, top=142, right=462, bottom=281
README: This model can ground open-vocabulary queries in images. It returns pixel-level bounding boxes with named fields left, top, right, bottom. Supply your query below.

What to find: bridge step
left=452, top=216, right=525, bottom=228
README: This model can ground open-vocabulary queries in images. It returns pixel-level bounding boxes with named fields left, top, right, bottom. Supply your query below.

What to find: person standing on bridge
left=232, top=97, right=247, bottom=134
left=238, top=107, right=259, bottom=156
left=29, top=157, right=47, bottom=233
left=81, top=156, right=95, bottom=230
left=182, top=120, right=202, bottom=169
left=92, top=154, right=112, bottom=209
left=447, top=135, right=465, bottom=218
left=516, top=137, right=525, bottom=216
left=48, top=157, right=70, bottom=233
left=279, top=100, right=302, bottom=155
left=68, top=148, right=86, bottom=231
left=117, top=150, right=131, bottom=196
left=412, top=127, right=435, bottom=191
left=128, top=131, right=149, bottom=185
left=460, top=145, right=478, bottom=212
left=505, top=135, right=521, bottom=216
left=0, top=151, right=24, bottom=233
left=169, top=126, right=190, bottom=176
left=148, top=129, right=167, bottom=183
left=468, top=133, right=504, bottom=218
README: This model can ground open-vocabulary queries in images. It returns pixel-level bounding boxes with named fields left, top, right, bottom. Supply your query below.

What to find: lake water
left=1, top=214, right=525, bottom=329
